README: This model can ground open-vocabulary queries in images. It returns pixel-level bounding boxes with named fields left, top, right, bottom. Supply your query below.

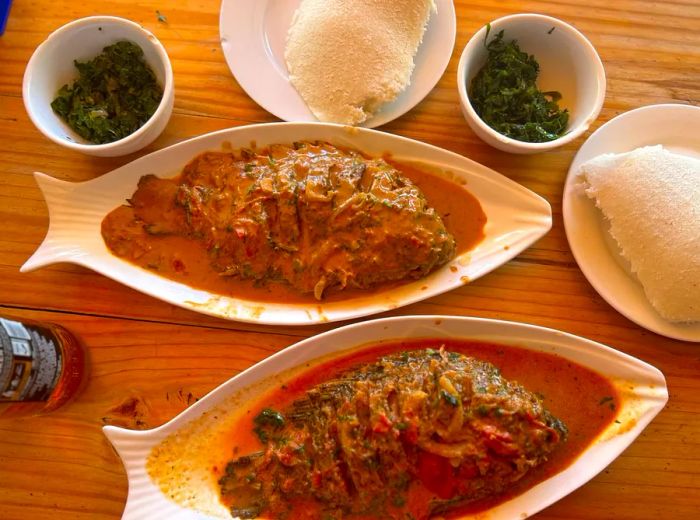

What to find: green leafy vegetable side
left=468, top=30, right=569, bottom=143
left=51, top=41, right=163, bottom=144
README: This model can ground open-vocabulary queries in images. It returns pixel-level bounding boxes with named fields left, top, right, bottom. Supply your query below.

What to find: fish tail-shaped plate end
left=103, top=425, right=215, bottom=520
left=21, top=172, right=95, bottom=272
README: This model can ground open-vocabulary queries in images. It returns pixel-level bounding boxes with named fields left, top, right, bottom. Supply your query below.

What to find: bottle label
left=0, top=318, right=63, bottom=402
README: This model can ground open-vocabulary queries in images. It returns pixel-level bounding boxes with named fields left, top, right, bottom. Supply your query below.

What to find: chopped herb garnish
left=273, top=436, right=289, bottom=446
left=253, top=408, right=285, bottom=443
left=599, top=396, right=614, bottom=405
left=392, top=495, right=406, bottom=507
left=51, top=41, right=163, bottom=144
left=253, top=427, right=268, bottom=443
left=156, top=10, right=168, bottom=23
left=255, top=408, right=285, bottom=427
left=440, top=389, right=459, bottom=407
left=476, top=404, right=489, bottom=416
left=468, top=29, right=568, bottom=142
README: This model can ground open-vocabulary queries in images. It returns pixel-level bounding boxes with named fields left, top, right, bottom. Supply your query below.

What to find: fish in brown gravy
left=218, top=348, right=567, bottom=519
left=102, top=142, right=458, bottom=299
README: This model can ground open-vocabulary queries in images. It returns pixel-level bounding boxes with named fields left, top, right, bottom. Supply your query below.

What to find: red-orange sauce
left=216, top=339, right=620, bottom=519
left=101, top=156, right=486, bottom=304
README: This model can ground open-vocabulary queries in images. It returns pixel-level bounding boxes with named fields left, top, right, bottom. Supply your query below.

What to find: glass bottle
left=0, top=314, right=87, bottom=417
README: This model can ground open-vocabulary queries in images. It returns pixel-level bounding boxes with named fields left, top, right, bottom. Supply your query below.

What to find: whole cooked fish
left=102, top=141, right=456, bottom=299
left=219, top=348, right=567, bottom=519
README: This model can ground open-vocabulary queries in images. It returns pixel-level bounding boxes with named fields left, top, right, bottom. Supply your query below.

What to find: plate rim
left=218, top=0, right=456, bottom=127
left=563, top=103, right=700, bottom=342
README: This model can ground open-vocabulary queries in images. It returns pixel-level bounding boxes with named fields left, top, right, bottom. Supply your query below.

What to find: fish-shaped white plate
left=103, top=315, right=668, bottom=520
left=22, top=122, right=551, bottom=325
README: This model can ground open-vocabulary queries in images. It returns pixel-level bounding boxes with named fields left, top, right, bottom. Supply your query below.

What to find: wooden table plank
left=1, top=0, right=699, bottom=519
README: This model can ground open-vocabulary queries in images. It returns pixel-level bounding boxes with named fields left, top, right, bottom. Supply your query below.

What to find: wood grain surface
left=1, top=1, right=699, bottom=519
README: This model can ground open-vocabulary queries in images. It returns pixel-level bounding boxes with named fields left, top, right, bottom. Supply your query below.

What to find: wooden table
left=1, top=1, right=698, bottom=518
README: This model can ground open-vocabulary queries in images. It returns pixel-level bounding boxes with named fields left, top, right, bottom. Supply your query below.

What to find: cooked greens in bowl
left=468, top=29, right=569, bottom=143
left=51, top=41, right=163, bottom=144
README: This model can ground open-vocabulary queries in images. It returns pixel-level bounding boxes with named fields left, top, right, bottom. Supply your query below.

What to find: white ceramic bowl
left=457, top=14, right=606, bottom=154
left=23, top=16, right=174, bottom=157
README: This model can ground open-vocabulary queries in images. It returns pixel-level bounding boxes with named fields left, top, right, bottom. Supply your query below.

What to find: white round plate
left=563, top=104, right=700, bottom=342
left=219, top=0, right=456, bottom=127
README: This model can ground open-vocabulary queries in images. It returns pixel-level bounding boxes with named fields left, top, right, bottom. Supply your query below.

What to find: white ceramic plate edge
left=103, top=315, right=668, bottom=520
left=22, top=122, right=552, bottom=326
left=563, top=103, right=700, bottom=342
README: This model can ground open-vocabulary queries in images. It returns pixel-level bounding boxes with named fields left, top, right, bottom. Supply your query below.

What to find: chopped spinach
left=254, top=408, right=285, bottom=428
left=51, top=41, right=163, bottom=144
left=253, top=407, right=285, bottom=443
left=468, top=29, right=568, bottom=142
